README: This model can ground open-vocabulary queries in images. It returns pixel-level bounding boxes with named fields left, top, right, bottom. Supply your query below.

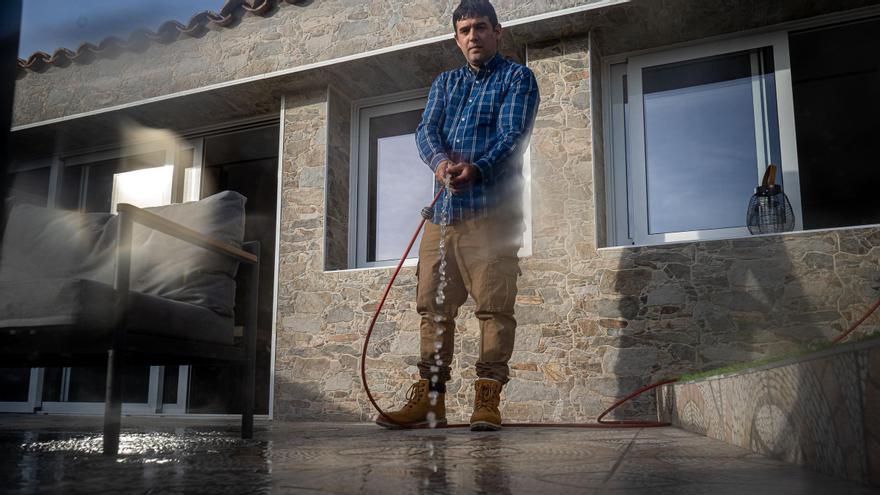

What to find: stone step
left=658, top=337, right=880, bottom=488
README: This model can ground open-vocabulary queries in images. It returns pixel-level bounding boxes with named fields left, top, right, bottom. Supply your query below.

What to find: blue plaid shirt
left=416, top=53, right=540, bottom=224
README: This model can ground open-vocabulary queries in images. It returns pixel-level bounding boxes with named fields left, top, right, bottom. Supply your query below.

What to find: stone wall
left=591, top=0, right=880, bottom=57
left=589, top=228, right=880, bottom=419
left=273, top=31, right=880, bottom=423
left=275, top=87, right=426, bottom=420
left=324, top=86, right=351, bottom=271
left=13, top=0, right=612, bottom=126
left=10, top=0, right=880, bottom=425
left=658, top=338, right=880, bottom=487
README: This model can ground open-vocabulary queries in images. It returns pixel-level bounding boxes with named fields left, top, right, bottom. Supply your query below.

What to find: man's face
left=454, top=16, right=502, bottom=68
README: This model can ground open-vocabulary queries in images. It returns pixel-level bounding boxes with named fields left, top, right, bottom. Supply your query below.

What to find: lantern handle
left=761, top=164, right=777, bottom=187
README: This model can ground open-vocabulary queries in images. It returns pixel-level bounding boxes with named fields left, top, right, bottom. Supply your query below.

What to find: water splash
left=434, top=175, right=451, bottom=307
left=20, top=431, right=245, bottom=457
left=428, top=175, right=452, bottom=428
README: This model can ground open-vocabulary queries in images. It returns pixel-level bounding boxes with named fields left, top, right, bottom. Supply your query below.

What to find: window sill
left=323, top=258, right=419, bottom=275
left=598, top=222, right=880, bottom=252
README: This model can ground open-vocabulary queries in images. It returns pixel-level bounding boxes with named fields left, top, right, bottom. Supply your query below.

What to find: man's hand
left=435, top=160, right=453, bottom=185
left=446, top=162, right=481, bottom=194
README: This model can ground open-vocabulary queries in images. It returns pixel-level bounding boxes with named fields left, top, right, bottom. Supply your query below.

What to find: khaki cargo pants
left=416, top=212, right=521, bottom=385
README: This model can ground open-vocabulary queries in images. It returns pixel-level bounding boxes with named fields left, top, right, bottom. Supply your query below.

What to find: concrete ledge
left=658, top=337, right=880, bottom=487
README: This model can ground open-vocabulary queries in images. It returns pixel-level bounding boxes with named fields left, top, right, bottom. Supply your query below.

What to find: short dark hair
left=452, top=0, right=499, bottom=31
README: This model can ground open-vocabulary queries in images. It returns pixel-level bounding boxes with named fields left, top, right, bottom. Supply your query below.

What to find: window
left=606, top=33, right=803, bottom=246
left=110, top=165, right=174, bottom=212
left=606, top=17, right=880, bottom=247
left=349, top=90, right=535, bottom=269
left=350, top=91, right=435, bottom=268
left=2, top=163, right=51, bottom=411
left=38, top=139, right=202, bottom=415
left=2, top=122, right=279, bottom=416
left=61, top=140, right=201, bottom=212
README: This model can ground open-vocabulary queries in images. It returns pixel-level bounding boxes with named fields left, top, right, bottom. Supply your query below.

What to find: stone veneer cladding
left=324, top=86, right=351, bottom=271
left=273, top=31, right=880, bottom=422
left=13, top=0, right=611, bottom=126
left=658, top=339, right=880, bottom=487
left=13, top=0, right=880, bottom=424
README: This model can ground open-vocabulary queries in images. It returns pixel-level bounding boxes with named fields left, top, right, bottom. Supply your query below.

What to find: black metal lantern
left=747, top=164, right=795, bottom=234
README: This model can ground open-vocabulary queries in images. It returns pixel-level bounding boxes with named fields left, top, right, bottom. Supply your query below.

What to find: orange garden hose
left=359, top=188, right=880, bottom=429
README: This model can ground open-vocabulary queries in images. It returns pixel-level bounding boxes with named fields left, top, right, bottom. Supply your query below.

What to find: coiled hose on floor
left=359, top=188, right=880, bottom=429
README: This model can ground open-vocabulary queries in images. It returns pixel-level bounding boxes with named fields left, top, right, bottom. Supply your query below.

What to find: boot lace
left=475, top=383, right=498, bottom=411
left=402, top=381, right=423, bottom=410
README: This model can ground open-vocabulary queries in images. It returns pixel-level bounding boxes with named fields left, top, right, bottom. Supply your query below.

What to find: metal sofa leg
left=105, top=205, right=132, bottom=455
left=241, top=242, right=259, bottom=439
left=242, top=352, right=255, bottom=439
left=103, top=348, right=123, bottom=455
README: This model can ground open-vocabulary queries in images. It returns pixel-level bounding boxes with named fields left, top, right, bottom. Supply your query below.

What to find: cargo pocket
left=481, top=255, right=519, bottom=313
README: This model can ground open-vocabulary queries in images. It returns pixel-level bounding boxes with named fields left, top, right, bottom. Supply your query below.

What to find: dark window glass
left=58, top=166, right=82, bottom=210
left=1, top=167, right=50, bottom=403
left=790, top=18, right=880, bottom=229
left=0, top=369, right=30, bottom=402
left=66, top=365, right=150, bottom=403
left=189, top=125, right=278, bottom=415
left=162, top=366, right=179, bottom=405
left=6, top=167, right=50, bottom=206
left=41, top=368, right=63, bottom=402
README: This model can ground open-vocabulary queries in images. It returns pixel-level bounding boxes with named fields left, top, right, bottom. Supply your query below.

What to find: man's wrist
left=430, top=154, right=450, bottom=171
left=472, top=159, right=490, bottom=181
left=466, top=163, right=482, bottom=182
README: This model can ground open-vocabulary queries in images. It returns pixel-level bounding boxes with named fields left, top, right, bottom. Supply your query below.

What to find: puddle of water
left=21, top=431, right=247, bottom=457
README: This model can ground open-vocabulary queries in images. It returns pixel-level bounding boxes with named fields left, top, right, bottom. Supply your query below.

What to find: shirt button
left=456, top=139, right=461, bottom=143
left=461, top=118, right=465, bottom=122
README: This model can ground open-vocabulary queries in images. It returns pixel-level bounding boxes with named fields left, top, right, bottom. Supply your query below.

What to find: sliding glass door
left=1, top=139, right=201, bottom=415
left=3, top=122, right=277, bottom=417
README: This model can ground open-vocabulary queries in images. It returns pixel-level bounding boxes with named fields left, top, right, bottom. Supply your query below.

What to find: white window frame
left=604, top=31, right=804, bottom=247
left=349, top=89, right=432, bottom=269
left=348, top=89, right=535, bottom=269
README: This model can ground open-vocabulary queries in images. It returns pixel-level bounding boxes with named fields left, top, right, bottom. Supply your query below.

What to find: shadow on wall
left=274, top=344, right=368, bottom=422
left=600, top=233, right=844, bottom=421
left=650, top=229, right=880, bottom=482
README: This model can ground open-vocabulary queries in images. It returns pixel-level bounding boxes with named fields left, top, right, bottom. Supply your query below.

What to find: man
left=376, top=0, right=540, bottom=431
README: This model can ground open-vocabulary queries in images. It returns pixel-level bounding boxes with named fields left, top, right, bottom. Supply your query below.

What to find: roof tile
left=18, top=0, right=308, bottom=71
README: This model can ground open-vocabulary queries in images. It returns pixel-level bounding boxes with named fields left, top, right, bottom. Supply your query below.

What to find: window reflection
left=110, top=165, right=174, bottom=213
left=365, top=108, right=433, bottom=264
left=374, top=133, right=433, bottom=262
left=642, top=48, right=781, bottom=234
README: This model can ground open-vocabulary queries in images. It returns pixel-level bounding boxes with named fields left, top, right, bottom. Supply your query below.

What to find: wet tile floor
left=0, top=414, right=877, bottom=494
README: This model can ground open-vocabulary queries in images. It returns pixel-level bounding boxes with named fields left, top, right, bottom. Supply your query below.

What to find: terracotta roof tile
left=18, top=0, right=308, bottom=72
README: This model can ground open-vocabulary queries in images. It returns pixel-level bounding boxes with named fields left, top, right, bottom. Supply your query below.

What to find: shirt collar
left=466, top=52, right=504, bottom=78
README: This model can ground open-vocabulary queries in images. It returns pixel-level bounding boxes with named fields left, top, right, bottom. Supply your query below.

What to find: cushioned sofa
left=0, top=191, right=259, bottom=455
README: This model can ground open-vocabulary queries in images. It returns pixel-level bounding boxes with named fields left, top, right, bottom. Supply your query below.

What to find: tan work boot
left=375, top=379, right=446, bottom=429
left=470, top=379, right=503, bottom=431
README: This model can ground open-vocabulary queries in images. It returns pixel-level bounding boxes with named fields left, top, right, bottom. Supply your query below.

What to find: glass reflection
left=642, top=48, right=781, bottom=234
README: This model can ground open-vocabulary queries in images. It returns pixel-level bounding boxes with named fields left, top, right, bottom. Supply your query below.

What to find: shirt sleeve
left=473, top=67, right=540, bottom=182
left=416, top=73, right=450, bottom=172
